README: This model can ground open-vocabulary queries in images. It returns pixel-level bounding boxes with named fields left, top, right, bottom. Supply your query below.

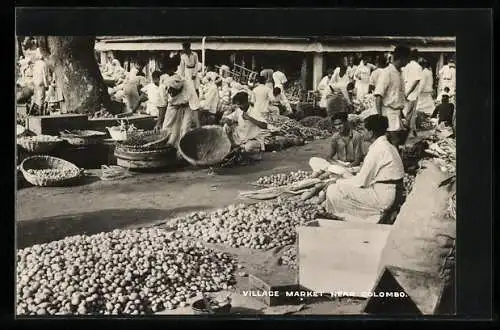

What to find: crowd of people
left=315, top=47, right=456, bottom=148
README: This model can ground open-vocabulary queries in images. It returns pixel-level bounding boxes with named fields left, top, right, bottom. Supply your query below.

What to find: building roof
left=95, top=36, right=456, bottom=53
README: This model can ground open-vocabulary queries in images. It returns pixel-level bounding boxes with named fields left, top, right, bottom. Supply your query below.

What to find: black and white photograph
left=15, top=30, right=459, bottom=316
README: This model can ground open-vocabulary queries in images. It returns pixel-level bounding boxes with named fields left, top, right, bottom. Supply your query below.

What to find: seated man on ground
left=431, top=93, right=455, bottom=127
left=319, top=114, right=405, bottom=223
left=328, top=111, right=364, bottom=167
left=220, top=91, right=269, bottom=161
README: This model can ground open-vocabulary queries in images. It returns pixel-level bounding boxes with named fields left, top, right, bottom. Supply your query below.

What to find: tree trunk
left=38, top=36, right=111, bottom=114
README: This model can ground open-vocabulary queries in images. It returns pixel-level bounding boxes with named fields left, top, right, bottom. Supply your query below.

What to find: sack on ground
left=378, top=160, right=456, bottom=283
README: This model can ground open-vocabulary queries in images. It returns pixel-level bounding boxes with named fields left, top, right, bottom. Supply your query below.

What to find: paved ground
left=18, top=134, right=430, bottom=315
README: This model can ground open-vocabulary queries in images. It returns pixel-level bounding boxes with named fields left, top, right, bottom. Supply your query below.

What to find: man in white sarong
left=354, top=57, right=371, bottom=102
left=158, top=74, right=200, bottom=152
left=415, top=58, right=435, bottom=116
left=178, top=41, right=201, bottom=95
left=403, top=49, right=423, bottom=138
left=221, top=91, right=269, bottom=158
left=251, top=75, right=275, bottom=120
left=317, top=69, right=334, bottom=109
left=31, top=52, right=49, bottom=114
left=374, top=45, right=411, bottom=149
left=322, top=114, right=405, bottom=223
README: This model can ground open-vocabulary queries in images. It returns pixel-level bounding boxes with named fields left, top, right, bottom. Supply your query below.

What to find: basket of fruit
left=59, top=130, right=107, bottom=146
left=191, top=294, right=232, bottom=315
left=106, top=120, right=140, bottom=141
left=19, top=156, right=83, bottom=187
left=16, top=135, right=63, bottom=153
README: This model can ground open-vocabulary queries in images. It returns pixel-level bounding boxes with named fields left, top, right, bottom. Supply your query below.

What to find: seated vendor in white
left=220, top=91, right=269, bottom=157
left=329, top=111, right=364, bottom=167
left=323, top=114, right=405, bottom=223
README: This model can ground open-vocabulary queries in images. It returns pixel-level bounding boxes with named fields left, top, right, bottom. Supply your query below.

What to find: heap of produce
left=267, top=115, right=331, bottom=141
left=299, top=116, right=324, bottom=128
left=16, top=229, right=237, bottom=315
left=403, top=173, right=416, bottom=197
left=255, top=170, right=311, bottom=187
left=416, top=112, right=435, bottom=130
left=279, top=246, right=297, bottom=270
left=176, top=196, right=325, bottom=250
left=26, top=168, right=80, bottom=180
left=424, top=137, right=456, bottom=175
left=117, top=131, right=170, bottom=151
left=89, top=109, right=116, bottom=119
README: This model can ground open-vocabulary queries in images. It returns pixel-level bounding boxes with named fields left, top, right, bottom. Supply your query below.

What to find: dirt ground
left=16, top=137, right=394, bottom=315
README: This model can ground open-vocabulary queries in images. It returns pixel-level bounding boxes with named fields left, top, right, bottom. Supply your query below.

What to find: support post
left=313, top=52, right=324, bottom=90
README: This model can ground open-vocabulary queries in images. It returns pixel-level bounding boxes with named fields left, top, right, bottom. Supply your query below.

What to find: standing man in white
left=403, top=49, right=423, bottom=138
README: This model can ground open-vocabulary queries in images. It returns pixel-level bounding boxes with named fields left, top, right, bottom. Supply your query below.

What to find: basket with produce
left=106, top=120, right=140, bottom=141
left=19, top=156, right=83, bottom=187
left=17, top=135, right=63, bottom=153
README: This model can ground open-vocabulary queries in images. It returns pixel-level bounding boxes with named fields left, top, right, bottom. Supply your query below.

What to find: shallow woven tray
left=19, top=156, right=83, bottom=187
left=17, top=136, right=63, bottom=153
left=59, top=130, right=107, bottom=146
left=178, top=125, right=232, bottom=166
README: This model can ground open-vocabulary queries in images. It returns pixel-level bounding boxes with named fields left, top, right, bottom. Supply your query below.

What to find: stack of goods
left=176, top=196, right=325, bottom=250
left=416, top=112, right=435, bottom=130
left=279, top=246, right=297, bottom=270
left=16, top=229, right=237, bottom=315
left=255, top=170, right=311, bottom=187
left=423, top=137, right=456, bottom=175
left=89, top=110, right=117, bottom=119
left=267, top=115, right=330, bottom=141
left=284, top=81, right=302, bottom=104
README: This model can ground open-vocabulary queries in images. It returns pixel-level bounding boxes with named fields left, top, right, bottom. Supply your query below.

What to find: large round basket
left=59, top=130, right=107, bottom=146
left=191, top=298, right=231, bottom=315
left=17, top=136, right=63, bottom=153
left=20, top=156, right=82, bottom=187
left=114, top=145, right=178, bottom=170
left=178, top=125, right=232, bottom=166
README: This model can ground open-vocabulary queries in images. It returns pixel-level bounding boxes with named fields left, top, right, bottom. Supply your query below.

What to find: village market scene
left=16, top=36, right=456, bottom=316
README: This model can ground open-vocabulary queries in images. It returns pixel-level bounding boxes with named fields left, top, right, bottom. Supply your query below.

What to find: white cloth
left=123, top=75, right=148, bottom=112
left=272, top=71, right=288, bottom=90
left=223, top=107, right=268, bottom=149
left=252, top=84, right=274, bottom=117
left=317, top=75, right=331, bottom=108
left=374, top=63, right=406, bottom=111
left=438, top=64, right=456, bottom=93
left=32, top=59, right=48, bottom=87
left=404, top=60, right=423, bottom=101
left=354, top=62, right=371, bottom=101
left=200, top=82, right=220, bottom=114
left=369, top=68, right=383, bottom=87
left=141, top=83, right=167, bottom=116
left=330, top=67, right=351, bottom=100
left=325, top=135, right=404, bottom=222
left=179, top=52, right=200, bottom=90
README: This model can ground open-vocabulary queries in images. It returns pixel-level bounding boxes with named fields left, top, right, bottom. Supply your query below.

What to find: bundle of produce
left=423, top=137, right=456, bottom=175
left=299, top=116, right=324, bottom=127
left=255, top=170, right=311, bottom=187
left=89, top=109, right=117, bottom=119
left=403, top=173, right=416, bottom=197
left=279, top=246, right=297, bottom=270
left=16, top=229, right=237, bottom=316
left=264, top=135, right=304, bottom=152
left=100, top=165, right=131, bottom=181
left=106, top=121, right=139, bottom=141
left=176, top=196, right=325, bottom=250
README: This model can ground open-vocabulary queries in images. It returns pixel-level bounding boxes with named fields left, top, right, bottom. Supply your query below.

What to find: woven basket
left=17, top=136, right=63, bottom=153
left=178, top=125, right=232, bottom=166
left=19, top=156, right=83, bottom=187
left=60, top=130, right=107, bottom=146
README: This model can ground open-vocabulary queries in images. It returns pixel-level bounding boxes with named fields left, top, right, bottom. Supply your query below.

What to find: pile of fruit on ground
left=17, top=229, right=236, bottom=315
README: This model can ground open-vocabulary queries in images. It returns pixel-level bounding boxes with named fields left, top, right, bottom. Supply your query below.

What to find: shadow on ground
left=16, top=206, right=208, bottom=249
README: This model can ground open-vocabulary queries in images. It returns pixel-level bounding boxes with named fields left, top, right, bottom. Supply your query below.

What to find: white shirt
left=317, top=75, right=330, bottom=93
left=32, top=59, right=48, bottom=87
left=200, top=82, right=220, bottom=114
left=374, top=63, right=406, bottom=110
left=348, top=135, right=404, bottom=188
left=418, top=68, right=434, bottom=94
left=369, top=68, right=383, bottom=87
left=252, top=84, right=274, bottom=116
left=354, top=62, right=371, bottom=84
left=223, top=107, right=267, bottom=145
left=141, top=83, right=167, bottom=115
left=272, top=71, right=288, bottom=90
left=330, top=67, right=350, bottom=91
left=404, top=60, right=423, bottom=101
left=271, top=93, right=292, bottom=114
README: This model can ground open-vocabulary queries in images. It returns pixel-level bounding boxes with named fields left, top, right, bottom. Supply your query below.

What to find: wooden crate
left=247, top=273, right=300, bottom=307
left=27, top=114, right=89, bottom=136
left=297, top=219, right=392, bottom=298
